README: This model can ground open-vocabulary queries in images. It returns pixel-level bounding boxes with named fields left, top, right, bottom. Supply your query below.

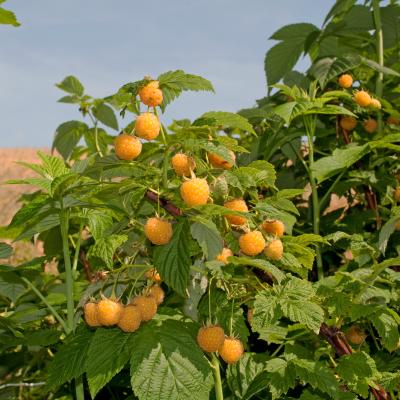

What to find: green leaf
left=55, top=76, right=84, bottom=96
left=312, top=144, right=370, bottom=184
left=199, top=111, right=255, bottom=135
left=47, top=327, right=93, bottom=388
left=16, top=212, right=60, bottom=241
left=93, top=103, right=119, bottom=130
left=0, top=271, right=25, bottom=302
left=52, top=121, right=88, bottom=160
left=0, top=2, right=20, bottom=26
left=337, top=352, right=380, bottom=398
left=190, top=218, right=223, bottom=260
left=86, top=328, right=134, bottom=398
left=88, top=234, right=128, bottom=268
left=0, top=242, right=12, bottom=259
left=130, top=318, right=213, bottom=400
left=153, top=219, right=191, bottom=297
left=264, top=358, right=296, bottom=399
left=253, top=290, right=282, bottom=331
left=378, top=216, right=399, bottom=255
left=86, top=209, right=114, bottom=241
left=369, top=311, right=399, bottom=352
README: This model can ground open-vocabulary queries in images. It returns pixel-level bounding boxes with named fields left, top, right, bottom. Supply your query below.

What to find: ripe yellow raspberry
left=363, top=118, right=378, bottom=134
left=346, top=325, right=366, bottom=345
left=208, top=151, right=235, bottom=170
left=145, top=268, right=161, bottom=283
left=171, top=153, right=196, bottom=176
left=370, top=98, right=381, bottom=109
left=224, top=199, right=248, bottom=226
left=114, top=134, right=142, bottom=161
left=144, top=217, right=173, bottom=245
left=83, top=302, right=100, bottom=327
left=395, top=219, right=400, bottom=231
left=338, top=74, right=353, bottom=89
left=216, top=247, right=233, bottom=264
left=97, top=297, right=123, bottom=326
left=340, top=116, right=357, bottom=131
left=148, top=285, right=165, bottom=305
left=180, top=178, right=210, bottom=207
left=239, top=231, right=265, bottom=256
left=354, top=90, right=372, bottom=107
left=197, top=325, right=225, bottom=353
left=135, top=112, right=160, bottom=140
left=264, top=239, right=283, bottom=261
left=261, top=219, right=285, bottom=237
left=218, top=337, right=244, bottom=364
left=394, top=187, right=400, bottom=202
left=131, top=295, right=157, bottom=321
left=117, top=305, right=142, bottom=332
left=138, top=81, right=163, bottom=107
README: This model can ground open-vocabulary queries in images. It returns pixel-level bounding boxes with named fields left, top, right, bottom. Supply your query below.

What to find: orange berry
left=338, top=74, right=353, bottom=89
left=97, top=297, right=123, bottom=326
left=216, top=248, right=233, bottom=264
left=218, top=337, right=244, bottom=364
left=145, top=268, right=161, bottom=283
left=83, top=302, right=100, bottom=327
left=114, top=134, right=142, bottom=161
left=340, top=116, right=357, bottom=131
left=171, top=153, right=196, bottom=176
left=117, top=305, right=142, bottom=332
left=261, top=219, right=285, bottom=237
left=138, top=81, right=163, bottom=107
left=131, top=295, right=157, bottom=321
left=394, top=187, right=400, bottom=202
left=197, top=325, right=225, bottom=353
left=148, top=285, right=165, bottom=305
left=239, top=231, right=266, bottom=256
left=224, top=199, right=248, bottom=226
left=180, top=178, right=210, bottom=207
left=144, top=217, right=173, bottom=245
left=135, top=112, right=160, bottom=140
left=346, top=325, right=366, bottom=345
left=208, top=151, right=235, bottom=170
left=354, top=90, right=372, bottom=107
left=395, top=219, right=400, bottom=231
left=370, top=98, right=381, bottom=109
left=363, top=118, right=378, bottom=134
left=264, top=239, right=283, bottom=261
left=387, top=116, right=400, bottom=126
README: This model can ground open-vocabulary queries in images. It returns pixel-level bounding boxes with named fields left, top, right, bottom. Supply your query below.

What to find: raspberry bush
left=1, top=1, right=400, bottom=399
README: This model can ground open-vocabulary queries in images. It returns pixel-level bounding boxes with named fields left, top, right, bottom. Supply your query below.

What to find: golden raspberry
left=97, top=297, right=123, bottom=326
left=239, top=231, right=265, bottom=256
left=216, top=248, right=233, bottom=264
left=83, top=302, right=100, bottom=327
left=145, top=268, right=161, bottom=283
left=370, top=98, right=381, bottom=109
left=394, top=187, right=400, bottom=202
left=180, top=178, right=210, bottom=207
left=346, top=325, right=367, bottom=345
left=218, top=337, right=244, bottom=364
left=224, top=199, right=248, bottom=226
left=148, top=285, right=165, bottom=305
left=261, top=219, right=285, bottom=237
left=354, top=90, right=372, bottom=107
left=264, top=239, right=283, bottom=261
left=135, top=112, right=160, bottom=140
left=340, top=116, right=357, bottom=131
left=338, top=74, right=353, bottom=88
left=197, top=325, right=225, bottom=353
left=208, top=151, right=235, bottom=170
left=171, top=153, right=196, bottom=176
left=138, top=81, right=163, bottom=107
left=395, top=219, right=400, bottom=231
left=117, top=305, right=142, bottom=332
left=144, top=217, right=173, bottom=245
left=131, top=295, right=157, bottom=321
left=114, top=134, right=142, bottom=161
left=363, top=118, right=378, bottom=134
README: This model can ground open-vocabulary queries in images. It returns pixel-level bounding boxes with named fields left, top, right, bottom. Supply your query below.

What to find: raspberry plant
left=1, top=1, right=400, bottom=399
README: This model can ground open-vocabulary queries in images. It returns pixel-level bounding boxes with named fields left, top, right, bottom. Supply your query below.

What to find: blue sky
left=0, top=0, right=332, bottom=147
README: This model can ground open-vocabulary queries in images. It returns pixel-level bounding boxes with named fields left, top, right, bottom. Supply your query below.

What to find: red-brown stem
left=145, top=190, right=182, bottom=217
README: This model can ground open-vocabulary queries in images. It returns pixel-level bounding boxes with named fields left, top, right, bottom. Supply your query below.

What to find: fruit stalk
left=211, top=353, right=224, bottom=400
left=372, top=0, right=384, bottom=134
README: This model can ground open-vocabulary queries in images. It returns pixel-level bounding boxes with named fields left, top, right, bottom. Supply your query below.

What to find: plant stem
left=72, top=220, right=84, bottom=276
left=211, top=354, right=224, bottom=400
left=88, top=111, right=104, bottom=157
left=153, top=107, right=167, bottom=145
left=75, top=377, right=85, bottom=400
left=372, top=0, right=384, bottom=134
left=21, top=277, right=68, bottom=333
left=304, top=116, right=323, bottom=279
left=60, top=207, right=75, bottom=332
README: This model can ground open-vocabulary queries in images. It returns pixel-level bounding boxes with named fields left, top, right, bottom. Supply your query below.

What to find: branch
left=145, top=190, right=182, bottom=217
